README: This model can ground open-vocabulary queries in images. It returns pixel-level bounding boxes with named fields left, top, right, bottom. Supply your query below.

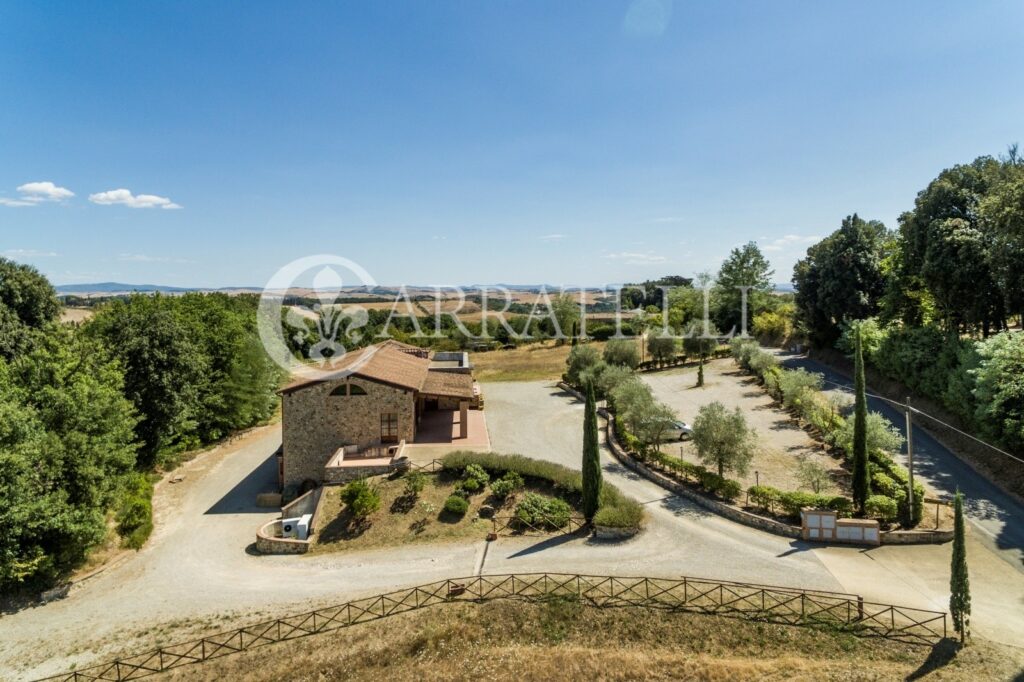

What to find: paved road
left=773, top=350, right=1024, bottom=572
left=3, top=380, right=1023, bottom=680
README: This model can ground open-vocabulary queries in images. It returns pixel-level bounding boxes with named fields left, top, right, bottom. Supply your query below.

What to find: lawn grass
left=164, top=598, right=1022, bottom=681
left=471, top=340, right=605, bottom=382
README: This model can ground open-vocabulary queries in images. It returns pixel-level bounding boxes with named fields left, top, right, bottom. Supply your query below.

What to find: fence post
left=857, top=596, right=864, bottom=621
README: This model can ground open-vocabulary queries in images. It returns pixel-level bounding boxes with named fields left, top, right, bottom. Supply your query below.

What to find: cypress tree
left=581, top=379, right=602, bottom=521
left=852, top=325, right=871, bottom=514
left=950, top=490, right=971, bottom=644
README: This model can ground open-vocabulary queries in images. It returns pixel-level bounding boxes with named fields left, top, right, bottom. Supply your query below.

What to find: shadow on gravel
left=507, top=531, right=583, bottom=558
left=205, top=450, right=278, bottom=515
left=659, top=495, right=713, bottom=519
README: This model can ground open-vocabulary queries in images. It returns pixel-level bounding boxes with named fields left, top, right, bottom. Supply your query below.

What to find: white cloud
left=90, top=188, right=182, bottom=210
left=762, top=234, right=821, bottom=252
left=603, top=251, right=668, bottom=265
left=118, top=253, right=195, bottom=264
left=3, top=248, right=59, bottom=258
left=651, top=216, right=683, bottom=224
left=539, top=233, right=566, bottom=242
left=0, top=180, right=74, bottom=207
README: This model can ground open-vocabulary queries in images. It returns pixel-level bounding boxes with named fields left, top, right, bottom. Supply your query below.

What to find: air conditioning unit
left=280, top=517, right=302, bottom=538
left=296, top=513, right=313, bottom=541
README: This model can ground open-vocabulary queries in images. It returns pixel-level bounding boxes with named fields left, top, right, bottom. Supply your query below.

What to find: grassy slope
left=472, top=341, right=605, bottom=382
left=166, top=600, right=1023, bottom=681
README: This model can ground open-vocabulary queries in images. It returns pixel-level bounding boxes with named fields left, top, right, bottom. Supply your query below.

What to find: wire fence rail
left=36, top=572, right=947, bottom=681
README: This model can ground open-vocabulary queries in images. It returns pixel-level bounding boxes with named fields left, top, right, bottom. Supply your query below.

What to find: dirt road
left=3, top=379, right=1023, bottom=680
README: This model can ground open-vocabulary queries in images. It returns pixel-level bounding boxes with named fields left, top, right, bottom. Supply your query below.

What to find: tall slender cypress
left=852, top=325, right=871, bottom=514
left=950, top=490, right=971, bottom=644
left=581, top=379, right=602, bottom=521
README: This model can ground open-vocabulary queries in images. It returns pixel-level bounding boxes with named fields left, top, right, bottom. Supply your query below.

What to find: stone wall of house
left=282, top=377, right=415, bottom=488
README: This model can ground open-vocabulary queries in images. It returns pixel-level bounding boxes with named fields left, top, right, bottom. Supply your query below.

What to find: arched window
left=329, top=383, right=367, bottom=396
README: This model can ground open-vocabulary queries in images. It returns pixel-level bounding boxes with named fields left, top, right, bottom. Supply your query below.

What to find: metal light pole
left=905, top=396, right=915, bottom=522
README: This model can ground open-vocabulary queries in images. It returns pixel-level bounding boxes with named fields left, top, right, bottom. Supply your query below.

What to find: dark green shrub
left=463, top=463, right=489, bottom=488
left=592, top=503, right=643, bottom=529
left=490, top=471, right=524, bottom=500
left=342, top=479, right=381, bottom=519
left=514, top=493, right=571, bottom=530
left=865, top=495, right=898, bottom=522
left=826, top=496, right=854, bottom=516
left=443, top=494, right=469, bottom=515
left=747, top=485, right=782, bottom=511
left=403, top=471, right=426, bottom=497
left=440, top=451, right=643, bottom=530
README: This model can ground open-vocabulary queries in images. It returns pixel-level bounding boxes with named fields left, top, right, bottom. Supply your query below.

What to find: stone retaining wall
left=256, top=519, right=311, bottom=554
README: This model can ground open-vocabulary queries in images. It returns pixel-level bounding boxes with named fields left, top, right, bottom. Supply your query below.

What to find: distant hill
left=55, top=282, right=195, bottom=294
left=54, top=282, right=262, bottom=295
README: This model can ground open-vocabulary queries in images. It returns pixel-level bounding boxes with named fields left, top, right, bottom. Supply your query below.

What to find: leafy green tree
left=633, top=401, right=677, bottom=453
left=581, top=380, right=602, bottom=520
left=0, top=326, right=138, bottom=589
left=981, top=159, right=1024, bottom=324
left=0, top=257, right=60, bottom=359
left=793, top=215, right=891, bottom=347
left=646, top=333, right=676, bottom=367
left=550, top=292, right=580, bottom=345
left=87, top=295, right=206, bottom=466
left=950, top=490, right=971, bottom=644
left=691, top=401, right=756, bottom=478
left=564, top=344, right=600, bottom=388
left=897, top=156, right=1008, bottom=336
left=852, top=327, right=871, bottom=514
left=602, top=339, right=640, bottom=368
left=713, top=242, right=774, bottom=334
left=971, top=331, right=1024, bottom=451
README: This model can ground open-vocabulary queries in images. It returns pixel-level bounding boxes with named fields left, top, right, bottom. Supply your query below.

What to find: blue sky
left=1, top=1, right=1022, bottom=288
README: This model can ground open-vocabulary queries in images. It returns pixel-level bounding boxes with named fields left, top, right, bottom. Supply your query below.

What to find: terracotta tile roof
left=421, top=370, right=475, bottom=400
left=279, top=341, right=472, bottom=399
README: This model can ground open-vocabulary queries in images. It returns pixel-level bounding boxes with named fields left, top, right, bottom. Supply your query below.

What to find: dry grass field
left=164, top=599, right=1023, bottom=681
left=59, top=307, right=95, bottom=323
left=471, top=341, right=605, bottom=382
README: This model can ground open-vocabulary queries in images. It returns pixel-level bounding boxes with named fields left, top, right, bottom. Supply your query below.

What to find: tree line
left=0, top=258, right=283, bottom=591
left=789, top=147, right=1024, bottom=458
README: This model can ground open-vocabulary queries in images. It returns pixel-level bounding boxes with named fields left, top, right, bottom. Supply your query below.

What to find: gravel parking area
left=641, top=359, right=846, bottom=495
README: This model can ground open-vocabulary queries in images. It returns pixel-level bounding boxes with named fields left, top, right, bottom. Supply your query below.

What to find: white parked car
left=665, top=421, right=694, bottom=441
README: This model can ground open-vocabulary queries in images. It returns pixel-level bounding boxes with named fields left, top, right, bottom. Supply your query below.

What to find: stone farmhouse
left=278, top=340, right=481, bottom=490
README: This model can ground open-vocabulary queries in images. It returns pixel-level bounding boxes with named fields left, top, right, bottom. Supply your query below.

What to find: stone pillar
left=459, top=400, right=469, bottom=439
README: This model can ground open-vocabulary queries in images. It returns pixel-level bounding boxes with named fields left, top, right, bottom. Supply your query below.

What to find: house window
left=329, top=383, right=367, bottom=396
left=380, top=412, right=399, bottom=443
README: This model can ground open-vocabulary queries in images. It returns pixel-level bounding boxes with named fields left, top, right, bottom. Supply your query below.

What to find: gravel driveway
left=4, top=380, right=1023, bottom=680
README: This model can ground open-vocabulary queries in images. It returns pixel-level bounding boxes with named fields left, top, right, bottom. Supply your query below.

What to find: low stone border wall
left=256, top=519, right=311, bottom=555
left=607, top=419, right=951, bottom=545
left=881, top=528, right=954, bottom=544
left=593, top=525, right=641, bottom=541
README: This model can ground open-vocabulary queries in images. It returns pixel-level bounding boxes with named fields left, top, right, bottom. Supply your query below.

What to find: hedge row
left=440, top=451, right=644, bottom=529
left=730, top=338, right=923, bottom=526
left=747, top=485, right=852, bottom=519
left=626, top=435, right=742, bottom=501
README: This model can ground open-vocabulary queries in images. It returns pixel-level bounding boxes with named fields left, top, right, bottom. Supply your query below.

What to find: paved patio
left=404, top=409, right=490, bottom=461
